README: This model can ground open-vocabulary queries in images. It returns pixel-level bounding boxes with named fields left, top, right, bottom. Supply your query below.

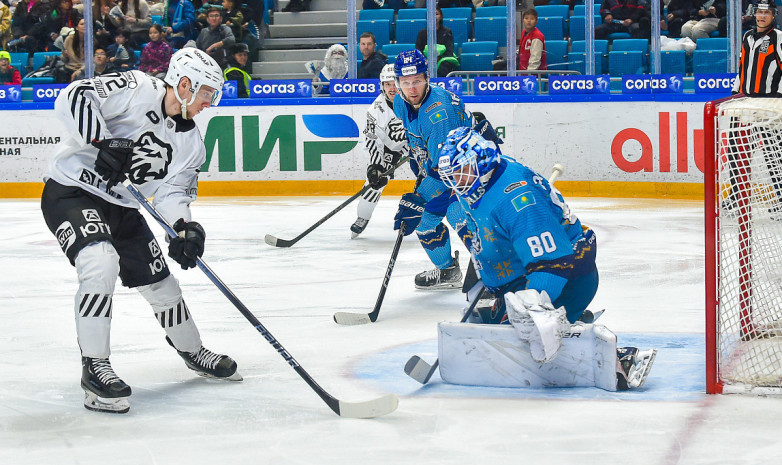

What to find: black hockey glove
left=92, top=138, right=135, bottom=189
left=393, top=192, right=425, bottom=236
left=366, top=163, right=389, bottom=189
left=168, top=219, right=206, bottom=270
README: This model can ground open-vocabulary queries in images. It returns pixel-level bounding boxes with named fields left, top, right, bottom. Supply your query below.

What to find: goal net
left=705, top=95, right=782, bottom=395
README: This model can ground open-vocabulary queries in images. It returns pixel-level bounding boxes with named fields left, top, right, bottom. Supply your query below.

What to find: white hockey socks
left=504, top=289, right=570, bottom=363
left=137, top=274, right=202, bottom=353
left=74, top=242, right=120, bottom=359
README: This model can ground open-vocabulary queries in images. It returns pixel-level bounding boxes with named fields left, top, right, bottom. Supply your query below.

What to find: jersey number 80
left=527, top=231, right=556, bottom=257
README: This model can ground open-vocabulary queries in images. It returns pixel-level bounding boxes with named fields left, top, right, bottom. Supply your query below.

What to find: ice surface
left=1, top=196, right=782, bottom=465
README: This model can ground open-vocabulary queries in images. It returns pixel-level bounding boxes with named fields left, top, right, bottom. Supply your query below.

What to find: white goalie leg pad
left=137, top=274, right=202, bottom=353
left=74, top=241, right=120, bottom=359
left=504, top=289, right=570, bottom=363
left=438, top=322, right=619, bottom=391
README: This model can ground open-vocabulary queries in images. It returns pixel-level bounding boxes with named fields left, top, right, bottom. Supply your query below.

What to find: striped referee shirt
left=734, top=27, right=782, bottom=96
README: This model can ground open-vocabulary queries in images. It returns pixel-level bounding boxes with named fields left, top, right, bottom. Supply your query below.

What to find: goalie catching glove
left=92, top=138, right=135, bottom=189
left=168, top=219, right=206, bottom=270
left=366, top=163, right=389, bottom=189
left=393, top=192, right=425, bottom=236
left=504, top=289, right=571, bottom=363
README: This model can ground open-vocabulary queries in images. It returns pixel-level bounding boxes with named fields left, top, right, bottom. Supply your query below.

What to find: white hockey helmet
left=380, top=64, right=395, bottom=83
left=164, top=48, right=224, bottom=117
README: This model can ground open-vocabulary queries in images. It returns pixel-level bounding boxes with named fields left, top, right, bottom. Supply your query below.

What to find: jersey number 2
left=527, top=232, right=556, bottom=257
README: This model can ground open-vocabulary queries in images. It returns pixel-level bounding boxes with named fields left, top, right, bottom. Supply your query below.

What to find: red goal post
left=704, top=94, right=782, bottom=395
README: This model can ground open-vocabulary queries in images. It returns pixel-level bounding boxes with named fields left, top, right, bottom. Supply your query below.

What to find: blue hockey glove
left=393, top=192, right=426, bottom=236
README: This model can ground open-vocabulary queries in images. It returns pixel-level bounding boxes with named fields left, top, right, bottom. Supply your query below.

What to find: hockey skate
left=616, top=347, right=657, bottom=391
left=350, top=217, right=369, bottom=239
left=167, top=337, right=242, bottom=381
left=415, top=251, right=463, bottom=290
left=81, top=357, right=132, bottom=414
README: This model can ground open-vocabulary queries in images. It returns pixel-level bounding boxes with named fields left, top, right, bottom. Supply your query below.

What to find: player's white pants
left=356, top=182, right=385, bottom=221
left=137, top=274, right=202, bottom=354
left=74, top=241, right=119, bottom=359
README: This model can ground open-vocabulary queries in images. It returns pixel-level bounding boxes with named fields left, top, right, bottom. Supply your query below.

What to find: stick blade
left=337, top=394, right=399, bottom=419
left=333, top=311, right=372, bottom=326
left=404, top=356, right=437, bottom=384
left=265, top=234, right=293, bottom=248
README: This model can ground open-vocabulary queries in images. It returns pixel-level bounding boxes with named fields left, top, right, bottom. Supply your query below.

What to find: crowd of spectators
left=0, top=0, right=264, bottom=88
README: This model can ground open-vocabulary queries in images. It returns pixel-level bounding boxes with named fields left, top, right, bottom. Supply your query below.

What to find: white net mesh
left=716, top=97, right=782, bottom=391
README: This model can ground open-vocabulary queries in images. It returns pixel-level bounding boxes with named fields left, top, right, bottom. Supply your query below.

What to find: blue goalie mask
left=438, top=127, right=500, bottom=203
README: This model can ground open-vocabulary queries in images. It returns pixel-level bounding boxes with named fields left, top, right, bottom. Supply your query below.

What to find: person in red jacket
left=518, top=9, right=547, bottom=71
left=0, top=51, right=21, bottom=85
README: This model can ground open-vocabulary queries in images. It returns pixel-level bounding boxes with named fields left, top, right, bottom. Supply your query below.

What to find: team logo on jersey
left=511, top=191, right=536, bottom=212
left=82, top=209, right=100, bottom=222
left=148, top=239, right=161, bottom=257
left=55, top=221, right=76, bottom=253
left=128, top=132, right=173, bottom=184
left=79, top=169, right=98, bottom=186
left=167, top=120, right=174, bottom=129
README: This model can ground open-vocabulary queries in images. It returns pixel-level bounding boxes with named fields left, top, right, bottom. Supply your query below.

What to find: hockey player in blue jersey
left=391, top=49, right=473, bottom=289
left=437, top=127, right=657, bottom=390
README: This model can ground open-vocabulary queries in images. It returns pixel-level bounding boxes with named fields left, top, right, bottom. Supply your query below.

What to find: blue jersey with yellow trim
left=461, top=157, right=589, bottom=295
left=393, top=85, right=472, bottom=178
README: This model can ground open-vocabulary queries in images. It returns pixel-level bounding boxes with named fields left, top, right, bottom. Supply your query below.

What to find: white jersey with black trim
left=363, top=93, right=408, bottom=167
left=45, top=70, right=206, bottom=224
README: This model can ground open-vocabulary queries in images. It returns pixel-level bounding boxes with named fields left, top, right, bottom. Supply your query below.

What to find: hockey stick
left=403, top=163, right=566, bottom=384
left=121, top=179, right=398, bottom=419
left=404, top=286, right=487, bottom=384
left=333, top=173, right=425, bottom=325
left=264, top=156, right=410, bottom=248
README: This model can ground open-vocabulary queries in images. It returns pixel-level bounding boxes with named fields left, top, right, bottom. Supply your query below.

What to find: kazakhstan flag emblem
left=511, top=191, right=536, bottom=212
left=429, top=110, right=448, bottom=124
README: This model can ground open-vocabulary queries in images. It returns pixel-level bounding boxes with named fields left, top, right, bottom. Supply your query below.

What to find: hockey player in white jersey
left=350, top=64, right=409, bottom=238
left=40, top=48, right=241, bottom=414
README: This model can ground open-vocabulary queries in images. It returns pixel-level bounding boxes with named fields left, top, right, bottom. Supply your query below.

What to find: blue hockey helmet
left=438, top=127, right=501, bottom=203
left=394, top=49, right=429, bottom=79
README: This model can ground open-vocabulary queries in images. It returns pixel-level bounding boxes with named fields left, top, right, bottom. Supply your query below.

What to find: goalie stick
left=121, top=179, right=398, bottom=419
left=333, top=173, right=425, bottom=326
left=264, top=156, right=410, bottom=248
left=403, top=163, right=566, bottom=384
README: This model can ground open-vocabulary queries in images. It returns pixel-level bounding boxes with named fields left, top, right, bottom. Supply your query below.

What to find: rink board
left=0, top=99, right=711, bottom=198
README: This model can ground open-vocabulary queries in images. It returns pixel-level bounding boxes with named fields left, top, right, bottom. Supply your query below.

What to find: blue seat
left=567, top=51, right=604, bottom=74
left=444, top=17, right=471, bottom=44
left=359, top=9, right=394, bottom=22
left=608, top=50, right=645, bottom=76
left=397, top=8, right=426, bottom=20
left=31, top=51, right=61, bottom=72
left=382, top=43, right=415, bottom=59
left=357, top=19, right=391, bottom=47
left=442, top=7, right=472, bottom=21
left=461, top=41, right=498, bottom=57
left=535, top=5, right=569, bottom=18
left=22, top=76, right=55, bottom=86
left=150, top=15, right=163, bottom=25
left=537, top=16, right=565, bottom=41
left=460, top=52, right=495, bottom=72
left=569, top=15, right=601, bottom=42
left=545, top=39, right=569, bottom=69
left=395, top=18, right=425, bottom=44
left=571, top=39, right=609, bottom=70
left=607, top=32, right=632, bottom=41
left=573, top=4, right=602, bottom=16
left=475, top=6, right=506, bottom=17
left=474, top=17, right=507, bottom=47
left=661, top=50, right=686, bottom=75
left=697, top=37, right=729, bottom=50
left=9, top=52, right=27, bottom=66
left=612, top=39, right=649, bottom=68
left=693, top=49, right=728, bottom=74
